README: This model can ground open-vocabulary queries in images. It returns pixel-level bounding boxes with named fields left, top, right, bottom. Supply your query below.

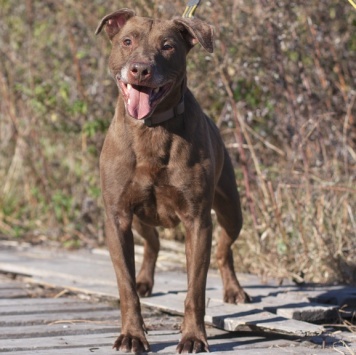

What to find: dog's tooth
left=128, top=98, right=131, bottom=105
left=127, top=84, right=132, bottom=92
left=154, top=87, right=160, bottom=94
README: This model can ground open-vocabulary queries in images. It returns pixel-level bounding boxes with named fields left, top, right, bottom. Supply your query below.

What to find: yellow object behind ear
left=182, top=0, right=201, bottom=18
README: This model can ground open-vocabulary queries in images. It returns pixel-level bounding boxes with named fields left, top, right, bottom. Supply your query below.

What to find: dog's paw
left=136, top=280, right=153, bottom=297
left=224, top=287, right=251, bottom=304
left=176, top=336, right=209, bottom=353
left=113, top=334, right=150, bottom=353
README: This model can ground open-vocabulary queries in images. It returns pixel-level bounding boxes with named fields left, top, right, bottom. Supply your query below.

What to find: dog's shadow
left=145, top=326, right=283, bottom=353
left=148, top=331, right=350, bottom=353
left=147, top=331, right=291, bottom=353
left=149, top=340, right=179, bottom=353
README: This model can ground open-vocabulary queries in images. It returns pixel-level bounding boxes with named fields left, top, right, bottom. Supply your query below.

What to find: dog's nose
left=129, top=62, right=152, bottom=82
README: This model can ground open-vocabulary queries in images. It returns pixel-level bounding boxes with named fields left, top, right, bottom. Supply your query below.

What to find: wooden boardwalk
left=0, top=241, right=355, bottom=354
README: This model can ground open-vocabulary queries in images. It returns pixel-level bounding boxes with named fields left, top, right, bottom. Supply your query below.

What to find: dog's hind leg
left=133, top=217, right=160, bottom=297
left=213, top=150, right=251, bottom=304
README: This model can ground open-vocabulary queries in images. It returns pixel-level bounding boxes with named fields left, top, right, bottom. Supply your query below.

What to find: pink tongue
left=127, top=86, right=153, bottom=120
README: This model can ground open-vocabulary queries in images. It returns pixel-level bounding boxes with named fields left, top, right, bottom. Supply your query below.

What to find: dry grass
left=0, top=0, right=355, bottom=284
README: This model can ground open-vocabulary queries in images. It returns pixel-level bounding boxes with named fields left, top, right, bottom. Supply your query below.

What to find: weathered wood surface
left=0, top=242, right=356, bottom=354
left=0, top=243, right=351, bottom=326
left=1, top=275, right=355, bottom=355
left=143, top=292, right=325, bottom=336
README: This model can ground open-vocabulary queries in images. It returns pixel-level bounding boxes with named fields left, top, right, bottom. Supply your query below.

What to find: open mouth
left=118, top=80, right=172, bottom=120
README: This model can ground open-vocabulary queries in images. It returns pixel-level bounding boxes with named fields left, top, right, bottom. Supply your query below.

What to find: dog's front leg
left=105, top=213, right=150, bottom=353
left=177, top=218, right=212, bottom=353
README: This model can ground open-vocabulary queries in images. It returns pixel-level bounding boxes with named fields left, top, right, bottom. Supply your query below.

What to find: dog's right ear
left=174, top=17, right=214, bottom=53
left=95, top=9, right=136, bottom=40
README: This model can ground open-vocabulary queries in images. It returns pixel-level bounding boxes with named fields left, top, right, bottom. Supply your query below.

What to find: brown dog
left=96, top=8, right=250, bottom=353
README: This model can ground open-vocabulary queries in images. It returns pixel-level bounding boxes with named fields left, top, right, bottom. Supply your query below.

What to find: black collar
left=144, top=96, right=185, bottom=127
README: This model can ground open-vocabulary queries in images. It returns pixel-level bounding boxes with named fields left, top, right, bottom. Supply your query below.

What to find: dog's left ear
left=174, top=17, right=214, bottom=53
left=95, top=8, right=136, bottom=40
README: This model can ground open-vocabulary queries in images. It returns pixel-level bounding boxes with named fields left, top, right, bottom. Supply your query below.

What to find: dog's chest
left=121, top=132, right=189, bottom=228
left=126, top=164, right=186, bottom=228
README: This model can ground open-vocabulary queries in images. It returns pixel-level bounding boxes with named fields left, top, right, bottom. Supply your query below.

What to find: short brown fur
left=96, top=9, right=250, bottom=353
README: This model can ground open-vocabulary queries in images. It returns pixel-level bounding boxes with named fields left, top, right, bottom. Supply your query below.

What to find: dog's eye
left=122, top=38, right=132, bottom=47
left=162, top=43, right=174, bottom=51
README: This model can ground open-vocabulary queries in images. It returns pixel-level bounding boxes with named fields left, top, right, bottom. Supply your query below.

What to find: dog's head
left=96, top=9, right=213, bottom=120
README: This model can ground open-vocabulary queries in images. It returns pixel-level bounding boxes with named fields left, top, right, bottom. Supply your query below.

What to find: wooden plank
left=0, top=309, right=120, bottom=326
left=0, top=297, right=100, bottom=306
left=143, top=293, right=325, bottom=336
left=0, top=322, right=119, bottom=339
left=2, top=251, right=349, bottom=355
left=0, top=248, right=251, bottom=293
left=206, top=283, right=298, bottom=299
left=3, top=347, right=114, bottom=355
left=235, top=296, right=338, bottom=323
left=139, top=329, right=297, bottom=353
left=301, top=287, right=356, bottom=307
left=0, top=244, right=184, bottom=284
left=0, top=281, right=25, bottom=288
left=206, top=284, right=339, bottom=323
left=0, top=329, right=342, bottom=355
left=0, top=300, right=114, bottom=315
left=0, top=251, right=117, bottom=286
left=204, top=299, right=324, bottom=336
left=144, top=292, right=185, bottom=314
left=25, top=275, right=118, bottom=298
left=0, top=268, right=351, bottom=355
left=0, top=246, right=346, bottom=338
left=15, top=348, right=341, bottom=355
left=0, top=330, right=308, bottom=354
left=25, top=272, right=337, bottom=330
left=0, top=332, right=116, bottom=352
left=0, top=275, right=29, bottom=298
left=274, top=302, right=338, bottom=322
left=3, top=246, right=351, bottom=309
left=0, top=288, right=29, bottom=298
left=25, top=271, right=187, bottom=300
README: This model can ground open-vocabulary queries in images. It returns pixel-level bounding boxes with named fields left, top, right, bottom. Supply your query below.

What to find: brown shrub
left=0, top=0, right=355, bottom=283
